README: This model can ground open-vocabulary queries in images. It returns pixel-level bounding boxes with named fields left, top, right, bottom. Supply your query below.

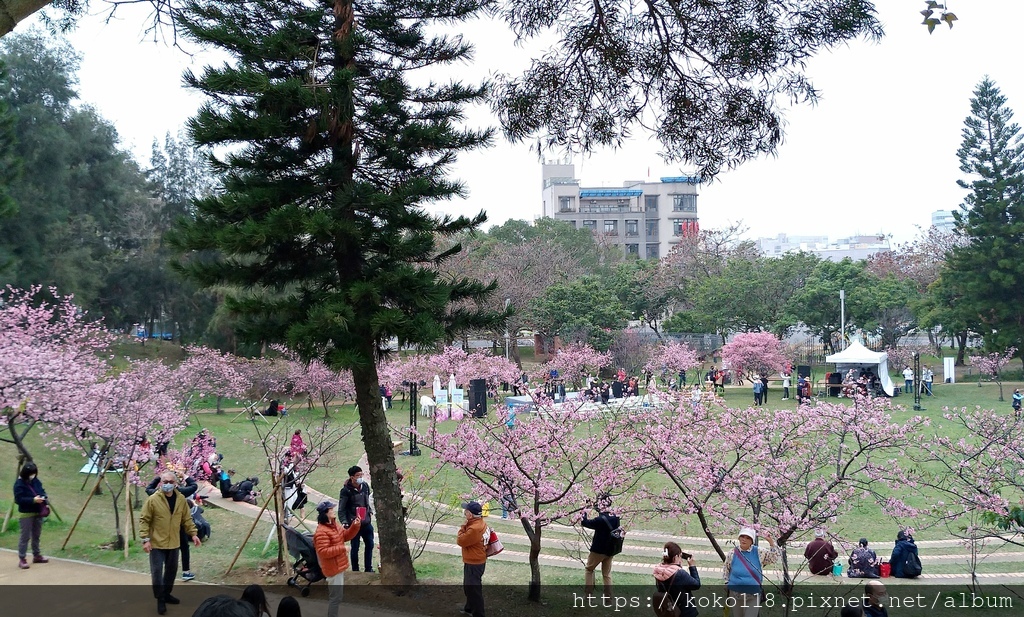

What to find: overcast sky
left=18, top=2, right=1024, bottom=245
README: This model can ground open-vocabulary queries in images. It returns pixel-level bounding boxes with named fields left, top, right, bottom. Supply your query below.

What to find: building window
left=646, top=220, right=658, bottom=238
left=646, top=243, right=659, bottom=259
left=583, top=219, right=597, bottom=230
left=625, top=220, right=639, bottom=236
left=603, top=220, right=618, bottom=235
left=568, top=220, right=577, bottom=228
left=626, top=244, right=639, bottom=256
left=672, top=194, right=697, bottom=212
left=645, top=195, right=659, bottom=212
left=581, top=200, right=632, bottom=213
left=558, top=196, right=576, bottom=213
left=672, top=219, right=684, bottom=236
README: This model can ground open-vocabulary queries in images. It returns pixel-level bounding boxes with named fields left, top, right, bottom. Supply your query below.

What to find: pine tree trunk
left=351, top=360, right=416, bottom=588
left=956, top=331, right=968, bottom=366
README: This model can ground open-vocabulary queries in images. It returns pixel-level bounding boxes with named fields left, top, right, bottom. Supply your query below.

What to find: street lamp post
left=503, top=298, right=511, bottom=361
left=913, top=352, right=923, bottom=412
left=839, top=289, right=846, bottom=350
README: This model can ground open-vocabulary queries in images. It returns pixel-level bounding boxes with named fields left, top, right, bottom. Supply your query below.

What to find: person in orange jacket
left=313, top=500, right=362, bottom=616
left=457, top=501, right=488, bottom=617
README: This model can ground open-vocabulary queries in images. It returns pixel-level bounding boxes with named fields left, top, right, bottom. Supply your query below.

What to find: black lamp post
left=913, top=352, right=923, bottom=411
left=402, top=380, right=425, bottom=456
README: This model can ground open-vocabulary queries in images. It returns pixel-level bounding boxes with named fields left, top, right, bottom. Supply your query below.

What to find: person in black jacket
left=581, top=497, right=621, bottom=597
left=13, top=461, right=49, bottom=569
left=232, top=477, right=259, bottom=505
left=146, top=473, right=201, bottom=581
left=653, top=542, right=701, bottom=617
left=338, top=465, right=374, bottom=572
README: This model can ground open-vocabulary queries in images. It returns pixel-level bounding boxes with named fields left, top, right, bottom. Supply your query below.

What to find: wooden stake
left=61, top=461, right=110, bottom=550
left=123, top=475, right=131, bottom=559
left=224, top=475, right=282, bottom=575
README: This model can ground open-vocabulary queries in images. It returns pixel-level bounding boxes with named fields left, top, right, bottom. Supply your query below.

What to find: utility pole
left=840, top=289, right=846, bottom=350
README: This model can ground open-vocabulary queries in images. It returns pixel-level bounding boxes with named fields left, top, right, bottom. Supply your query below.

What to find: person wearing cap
left=848, top=538, right=879, bottom=578
left=803, top=529, right=838, bottom=576
left=457, top=501, right=488, bottom=617
left=338, top=465, right=374, bottom=572
left=313, top=500, right=362, bottom=616
left=723, top=527, right=778, bottom=617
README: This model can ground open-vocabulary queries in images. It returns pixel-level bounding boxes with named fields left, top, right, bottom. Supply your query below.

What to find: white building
left=755, top=233, right=890, bottom=262
left=931, top=209, right=956, bottom=232
left=540, top=162, right=699, bottom=259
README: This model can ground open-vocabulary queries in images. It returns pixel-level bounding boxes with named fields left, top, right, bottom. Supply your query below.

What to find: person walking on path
left=140, top=471, right=201, bottom=615
left=146, top=472, right=199, bottom=581
left=1014, top=389, right=1023, bottom=417
left=781, top=371, right=791, bottom=400
left=803, top=529, right=838, bottom=575
left=313, top=500, right=361, bottom=616
left=723, top=527, right=778, bottom=617
left=13, top=461, right=49, bottom=570
left=581, top=497, right=621, bottom=598
left=290, top=430, right=306, bottom=458
left=338, top=465, right=374, bottom=572
left=653, top=542, right=701, bottom=617
left=457, top=501, right=488, bottom=617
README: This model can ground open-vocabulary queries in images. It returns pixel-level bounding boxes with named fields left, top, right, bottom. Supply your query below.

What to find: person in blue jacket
left=889, top=529, right=920, bottom=578
left=723, top=527, right=778, bottom=617
left=653, top=542, right=701, bottom=617
left=13, top=461, right=49, bottom=569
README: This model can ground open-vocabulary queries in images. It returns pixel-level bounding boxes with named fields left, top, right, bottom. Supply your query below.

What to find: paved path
left=0, top=547, right=421, bottom=617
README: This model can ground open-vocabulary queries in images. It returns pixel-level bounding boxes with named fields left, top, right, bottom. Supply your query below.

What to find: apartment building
left=540, top=162, right=699, bottom=260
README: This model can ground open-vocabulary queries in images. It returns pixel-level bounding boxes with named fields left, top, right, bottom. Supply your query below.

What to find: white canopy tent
left=825, top=341, right=896, bottom=397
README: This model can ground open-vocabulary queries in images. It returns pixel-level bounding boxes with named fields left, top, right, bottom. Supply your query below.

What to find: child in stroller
left=284, top=525, right=324, bottom=596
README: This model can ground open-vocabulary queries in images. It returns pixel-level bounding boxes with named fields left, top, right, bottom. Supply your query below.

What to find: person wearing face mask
left=863, top=580, right=889, bottom=617
left=140, top=471, right=201, bottom=615
left=456, top=501, right=488, bottom=617
left=338, top=465, right=374, bottom=572
left=13, top=461, right=49, bottom=569
left=145, top=471, right=200, bottom=581
left=314, top=500, right=362, bottom=616
left=722, top=527, right=778, bottom=617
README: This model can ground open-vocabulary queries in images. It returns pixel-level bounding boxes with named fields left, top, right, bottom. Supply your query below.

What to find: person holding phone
left=13, top=461, right=49, bottom=570
left=653, top=542, right=700, bottom=617
left=315, top=500, right=362, bottom=615
left=338, top=465, right=374, bottom=572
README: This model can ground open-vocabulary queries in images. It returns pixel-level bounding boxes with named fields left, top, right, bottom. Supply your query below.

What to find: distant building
left=755, top=233, right=890, bottom=262
left=540, top=162, right=699, bottom=260
left=931, top=209, right=956, bottom=232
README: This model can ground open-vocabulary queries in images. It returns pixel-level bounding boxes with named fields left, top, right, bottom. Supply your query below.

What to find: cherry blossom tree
left=0, top=286, right=110, bottom=464
left=969, top=347, right=1017, bottom=401
left=885, top=344, right=931, bottom=377
left=379, top=346, right=519, bottom=393
left=541, top=342, right=613, bottom=389
left=643, top=341, right=701, bottom=387
left=911, top=406, right=1024, bottom=590
left=174, top=345, right=252, bottom=415
left=720, top=332, right=787, bottom=383
left=422, top=399, right=636, bottom=602
left=290, top=359, right=356, bottom=417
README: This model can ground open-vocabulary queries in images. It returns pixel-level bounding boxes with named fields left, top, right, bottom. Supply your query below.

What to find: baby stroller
left=284, top=525, right=323, bottom=596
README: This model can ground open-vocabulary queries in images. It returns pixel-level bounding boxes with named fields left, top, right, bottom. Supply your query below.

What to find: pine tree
left=0, top=61, right=19, bottom=230
left=946, top=77, right=1024, bottom=358
left=170, top=0, right=497, bottom=585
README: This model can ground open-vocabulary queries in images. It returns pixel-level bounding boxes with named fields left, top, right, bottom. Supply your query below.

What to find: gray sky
left=20, top=2, right=1024, bottom=244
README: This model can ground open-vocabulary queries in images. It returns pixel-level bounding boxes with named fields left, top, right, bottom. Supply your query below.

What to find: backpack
left=902, top=551, right=922, bottom=578
left=652, top=580, right=681, bottom=617
left=608, top=526, right=626, bottom=556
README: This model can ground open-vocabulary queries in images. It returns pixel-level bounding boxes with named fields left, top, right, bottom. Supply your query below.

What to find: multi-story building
left=540, top=162, right=699, bottom=259
left=755, top=233, right=890, bottom=262
left=931, top=209, right=956, bottom=232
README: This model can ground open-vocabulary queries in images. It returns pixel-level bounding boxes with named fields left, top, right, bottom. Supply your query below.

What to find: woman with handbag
left=653, top=542, right=700, bottom=617
left=13, top=461, right=50, bottom=569
left=723, top=527, right=777, bottom=617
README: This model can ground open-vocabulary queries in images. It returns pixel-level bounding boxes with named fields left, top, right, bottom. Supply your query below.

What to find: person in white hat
left=723, top=527, right=778, bottom=617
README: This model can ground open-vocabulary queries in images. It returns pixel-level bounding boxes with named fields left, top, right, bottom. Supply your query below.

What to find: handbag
left=485, top=528, right=504, bottom=556
left=29, top=484, right=49, bottom=518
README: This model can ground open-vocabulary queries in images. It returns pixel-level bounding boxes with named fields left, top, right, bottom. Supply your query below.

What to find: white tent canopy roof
left=825, top=341, right=895, bottom=397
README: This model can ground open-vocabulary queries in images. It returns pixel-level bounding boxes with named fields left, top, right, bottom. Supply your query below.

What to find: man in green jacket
left=141, top=471, right=201, bottom=615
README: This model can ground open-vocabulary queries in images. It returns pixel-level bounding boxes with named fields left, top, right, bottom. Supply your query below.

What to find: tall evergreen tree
left=170, top=0, right=497, bottom=585
left=946, top=77, right=1024, bottom=357
left=0, top=62, right=18, bottom=231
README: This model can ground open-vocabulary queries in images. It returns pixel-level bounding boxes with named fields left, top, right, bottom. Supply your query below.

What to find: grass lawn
left=1, top=376, right=1021, bottom=600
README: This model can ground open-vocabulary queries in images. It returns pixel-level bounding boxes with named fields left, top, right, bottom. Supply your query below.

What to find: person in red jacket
left=313, top=500, right=362, bottom=617
left=803, top=529, right=839, bottom=575
left=457, top=501, right=488, bottom=617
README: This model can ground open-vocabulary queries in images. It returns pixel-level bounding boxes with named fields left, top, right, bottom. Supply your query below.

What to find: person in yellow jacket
left=313, top=500, right=362, bottom=617
left=140, top=471, right=201, bottom=615
left=457, top=501, right=488, bottom=617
